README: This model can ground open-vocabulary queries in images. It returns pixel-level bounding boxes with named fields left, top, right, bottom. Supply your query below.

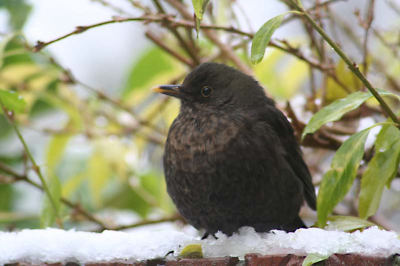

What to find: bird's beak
left=152, top=85, right=186, bottom=99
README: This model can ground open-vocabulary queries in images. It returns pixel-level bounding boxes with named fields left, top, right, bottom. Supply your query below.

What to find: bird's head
left=152, top=62, right=272, bottom=113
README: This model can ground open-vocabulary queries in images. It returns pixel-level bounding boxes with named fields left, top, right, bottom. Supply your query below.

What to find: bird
left=152, top=62, right=316, bottom=238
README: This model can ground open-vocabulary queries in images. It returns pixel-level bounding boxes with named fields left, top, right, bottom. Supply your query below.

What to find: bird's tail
left=281, top=216, right=307, bottom=232
left=251, top=216, right=307, bottom=233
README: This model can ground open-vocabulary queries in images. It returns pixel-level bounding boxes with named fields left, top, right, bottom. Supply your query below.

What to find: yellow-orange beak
left=152, top=85, right=185, bottom=99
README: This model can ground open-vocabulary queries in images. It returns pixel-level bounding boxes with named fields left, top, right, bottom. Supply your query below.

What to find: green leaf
left=122, top=47, right=179, bottom=99
left=179, top=244, right=203, bottom=258
left=192, top=0, right=210, bottom=37
left=105, top=184, right=152, bottom=217
left=359, top=124, right=400, bottom=219
left=2, top=38, right=34, bottom=66
left=140, top=172, right=163, bottom=202
left=0, top=115, right=12, bottom=138
left=0, top=184, right=14, bottom=211
left=195, top=17, right=201, bottom=38
left=40, top=173, right=62, bottom=228
left=0, top=90, right=26, bottom=113
left=375, top=121, right=400, bottom=187
left=302, top=253, right=329, bottom=266
left=326, top=216, right=376, bottom=232
left=302, top=89, right=398, bottom=140
left=375, top=123, right=400, bottom=152
left=251, top=11, right=300, bottom=65
left=192, top=0, right=210, bottom=20
left=317, top=127, right=375, bottom=227
left=0, top=0, right=32, bottom=30
left=0, top=33, right=17, bottom=69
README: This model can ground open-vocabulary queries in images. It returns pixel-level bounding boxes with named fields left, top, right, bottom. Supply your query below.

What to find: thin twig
left=356, top=0, right=375, bottom=76
left=152, top=0, right=201, bottom=65
left=31, top=12, right=334, bottom=76
left=60, top=69, right=167, bottom=135
left=372, top=28, right=399, bottom=58
left=0, top=102, right=63, bottom=228
left=105, top=213, right=182, bottom=231
left=333, top=11, right=400, bottom=92
left=91, top=0, right=133, bottom=16
left=287, top=0, right=400, bottom=126
left=32, top=15, right=168, bottom=52
left=145, top=31, right=194, bottom=67
left=0, top=162, right=180, bottom=231
left=163, top=0, right=253, bottom=75
left=282, top=0, right=347, bottom=26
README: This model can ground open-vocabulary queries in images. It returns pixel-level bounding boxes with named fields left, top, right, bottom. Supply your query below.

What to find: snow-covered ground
left=0, top=226, right=399, bottom=265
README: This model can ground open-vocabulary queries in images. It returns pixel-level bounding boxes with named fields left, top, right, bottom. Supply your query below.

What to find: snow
left=0, top=226, right=399, bottom=264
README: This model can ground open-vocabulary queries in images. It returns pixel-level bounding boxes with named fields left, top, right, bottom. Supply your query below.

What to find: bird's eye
left=201, top=86, right=213, bottom=97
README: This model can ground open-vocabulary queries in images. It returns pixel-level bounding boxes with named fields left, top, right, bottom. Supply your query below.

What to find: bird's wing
left=260, top=105, right=317, bottom=210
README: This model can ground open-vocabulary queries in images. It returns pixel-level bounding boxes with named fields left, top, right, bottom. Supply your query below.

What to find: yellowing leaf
left=302, top=253, right=329, bottom=266
left=95, top=138, right=129, bottom=181
left=46, top=135, right=71, bottom=172
left=254, top=48, right=308, bottom=99
left=0, top=63, right=60, bottom=113
left=88, top=151, right=111, bottom=207
left=179, top=244, right=203, bottom=258
left=62, top=173, right=86, bottom=198
left=326, top=60, right=360, bottom=101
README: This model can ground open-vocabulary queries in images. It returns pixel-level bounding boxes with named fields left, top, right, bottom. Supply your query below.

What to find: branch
left=163, top=0, right=253, bottom=75
left=354, top=0, right=375, bottom=76
left=91, top=0, right=133, bottom=16
left=0, top=102, right=62, bottom=227
left=332, top=11, right=400, bottom=92
left=287, top=0, right=400, bottom=126
left=59, top=69, right=167, bottom=136
left=32, top=15, right=168, bottom=52
left=0, top=163, right=109, bottom=229
left=0, top=162, right=181, bottom=231
left=282, top=0, right=347, bottom=26
left=32, top=12, right=336, bottom=77
left=145, top=31, right=195, bottom=67
left=110, top=213, right=182, bottom=231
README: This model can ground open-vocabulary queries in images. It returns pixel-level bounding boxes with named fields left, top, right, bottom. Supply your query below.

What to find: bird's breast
left=165, top=114, right=240, bottom=173
left=170, top=114, right=239, bottom=153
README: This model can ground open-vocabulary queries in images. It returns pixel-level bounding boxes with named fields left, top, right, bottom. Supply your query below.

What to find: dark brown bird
left=153, top=62, right=316, bottom=238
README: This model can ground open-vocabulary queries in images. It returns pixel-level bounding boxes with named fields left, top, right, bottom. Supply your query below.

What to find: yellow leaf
left=88, top=151, right=111, bottom=207
left=179, top=244, right=203, bottom=258
left=254, top=48, right=307, bottom=100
